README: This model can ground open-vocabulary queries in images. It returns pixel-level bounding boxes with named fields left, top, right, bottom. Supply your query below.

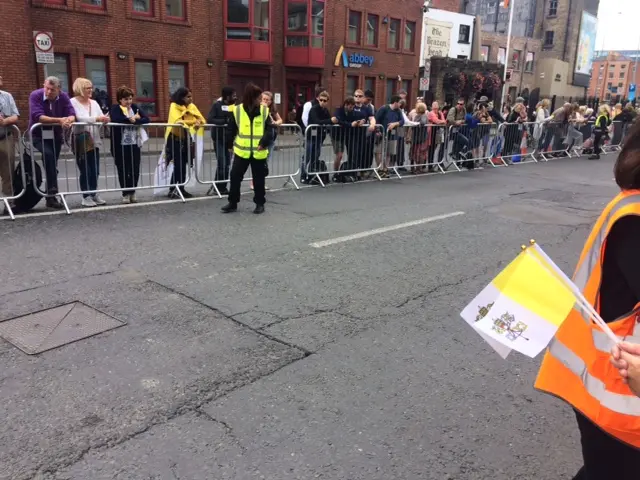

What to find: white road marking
left=309, top=211, right=466, bottom=248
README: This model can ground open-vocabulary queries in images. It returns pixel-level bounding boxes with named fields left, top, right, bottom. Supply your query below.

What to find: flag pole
left=500, top=0, right=515, bottom=108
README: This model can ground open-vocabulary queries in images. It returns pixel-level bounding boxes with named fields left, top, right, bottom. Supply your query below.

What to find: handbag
left=72, top=102, right=95, bottom=155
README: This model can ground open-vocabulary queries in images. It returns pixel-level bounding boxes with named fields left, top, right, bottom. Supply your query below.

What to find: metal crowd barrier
left=443, top=123, right=499, bottom=171
left=604, top=120, right=624, bottom=153
left=498, top=121, right=536, bottom=164
left=535, top=121, right=571, bottom=161
left=27, top=122, right=192, bottom=213
left=0, top=125, right=27, bottom=220
left=304, top=124, right=384, bottom=186
left=401, top=123, right=448, bottom=175
left=196, top=123, right=302, bottom=197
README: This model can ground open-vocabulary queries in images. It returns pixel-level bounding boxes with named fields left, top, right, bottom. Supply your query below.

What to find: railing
left=0, top=118, right=626, bottom=220
left=195, top=123, right=302, bottom=197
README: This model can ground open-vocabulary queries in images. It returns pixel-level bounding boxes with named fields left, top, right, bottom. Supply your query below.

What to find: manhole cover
left=0, top=302, right=125, bottom=355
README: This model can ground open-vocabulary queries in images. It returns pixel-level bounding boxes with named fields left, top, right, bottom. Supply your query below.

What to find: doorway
left=287, top=82, right=316, bottom=125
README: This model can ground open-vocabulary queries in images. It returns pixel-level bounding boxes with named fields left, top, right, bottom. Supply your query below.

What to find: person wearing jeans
left=28, top=76, right=75, bottom=209
left=207, top=86, right=237, bottom=195
left=70, top=77, right=110, bottom=207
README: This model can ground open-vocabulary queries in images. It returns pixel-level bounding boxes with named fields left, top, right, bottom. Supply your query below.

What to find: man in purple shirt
left=29, top=76, right=75, bottom=209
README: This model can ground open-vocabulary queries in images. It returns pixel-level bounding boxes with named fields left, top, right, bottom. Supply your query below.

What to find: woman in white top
left=534, top=98, right=551, bottom=153
left=70, top=77, right=109, bottom=207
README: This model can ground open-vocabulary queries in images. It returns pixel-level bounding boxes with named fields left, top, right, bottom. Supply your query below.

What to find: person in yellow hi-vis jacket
left=221, top=83, right=274, bottom=215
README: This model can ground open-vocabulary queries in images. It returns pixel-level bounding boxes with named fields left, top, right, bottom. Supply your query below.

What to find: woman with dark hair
left=536, top=120, right=640, bottom=479
left=221, top=83, right=274, bottom=214
left=110, top=86, right=150, bottom=203
left=164, top=87, right=205, bottom=199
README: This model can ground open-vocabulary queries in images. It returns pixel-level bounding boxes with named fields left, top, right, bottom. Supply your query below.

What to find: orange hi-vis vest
left=535, top=190, right=640, bottom=448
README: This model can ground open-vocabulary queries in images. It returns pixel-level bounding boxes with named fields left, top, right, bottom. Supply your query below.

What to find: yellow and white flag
left=461, top=244, right=576, bottom=358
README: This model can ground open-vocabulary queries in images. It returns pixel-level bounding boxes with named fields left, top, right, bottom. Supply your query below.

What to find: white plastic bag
left=153, top=152, right=174, bottom=196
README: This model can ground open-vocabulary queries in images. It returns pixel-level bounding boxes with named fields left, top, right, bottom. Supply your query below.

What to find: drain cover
left=0, top=302, right=125, bottom=355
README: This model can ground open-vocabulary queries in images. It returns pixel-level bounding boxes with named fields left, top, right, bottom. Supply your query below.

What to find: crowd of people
left=0, top=74, right=638, bottom=216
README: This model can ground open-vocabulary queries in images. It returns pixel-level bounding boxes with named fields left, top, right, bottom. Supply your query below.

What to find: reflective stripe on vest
left=535, top=190, right=640, bottom=446
left=233, top=105, right=269, bottom=160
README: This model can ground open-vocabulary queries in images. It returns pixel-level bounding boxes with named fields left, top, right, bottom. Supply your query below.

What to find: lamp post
left=500, top=0, right=515, bottom=107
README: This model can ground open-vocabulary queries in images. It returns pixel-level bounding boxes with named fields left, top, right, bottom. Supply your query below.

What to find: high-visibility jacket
left=535, top=190, right=640, bottom=448
left=233, top=104, right=268, bottom=160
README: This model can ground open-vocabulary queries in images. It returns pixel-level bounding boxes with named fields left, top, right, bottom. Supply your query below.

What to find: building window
left=311, top=0, right=324, bottom=47
left=524, top=51, right=534, bottom=72
left=366, top=14, right=379, bottom=46
left=42, top=0, right=66, bottom=4
left=609, top=72, right=614, bottom=79
left=512, top=50, right=521, bottom=70
left=620, top=72, right=625, bottom=79
left=287, top=2, right=307, bottom=32
left=254, top=0, right=269, bottom=40
left=348, top=10, right=362, bottom=44
left=480, top=45, right=490, bottom=62
left=364, top=76, right=375, bottom=95
left=401, top=80, right=411, bottom=100
left=166, top=0, right=185, bottom=19
left=168, top=63, right=187, bottom=95
left=48, top=54, right=71, bottom=94
left=135, top=60, right=157, bottom=116
left=544, top=30, right=554, bottom=47
left=548, top=0, right=558, bottom=16
left=385, top=78, right=396, bottom=103
left=346, top=75, right=359, bottom=97
left=618, top=82, right=623, bottom=88
left=621, top=64, right=626, bottom=69
left=80, top=0, right=105, bottom=8
left=497, top=47, right=506, bottom=65
left=458, top=25, right=470, bottom=44
left=404, top=21, right=415, bottom=51
left=388, top=18, right=401, bottom=50
left=607, top=82, right=612, bottom=90
left=84, top=57, right=109, bottom=103
left=226, top=0, right=269, bottom=42
left=132, top=0, right=153, bottom=15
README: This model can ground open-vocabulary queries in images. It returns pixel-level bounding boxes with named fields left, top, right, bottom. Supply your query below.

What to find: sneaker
left=181, top=189, right=194, bottom=199
left=122, top=195, right=131, bottom=204
left=130, top=193, right=138, bottom=204
left=253, top=204, right=265, bottom=214
left=82, top=197, right=97, bottom=208
left=588, top=154, right=601, bottom=160
left=46, top=197, right=64, bottom=210
left=92, top=194, right=106, bottom=205
left=221, top=202, right=238, bottom=213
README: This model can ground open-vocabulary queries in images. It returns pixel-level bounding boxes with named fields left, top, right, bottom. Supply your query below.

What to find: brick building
left=588, top=53, right=639, bottom=102
left=0, top=0, right=424, bottom=127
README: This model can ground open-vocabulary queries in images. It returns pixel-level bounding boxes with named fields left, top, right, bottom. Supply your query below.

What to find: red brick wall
left=4, top=0, right=424, bottom=127
left=323, top=0, right=424, bottom=110
left=431, top=0, right=461, bottom=13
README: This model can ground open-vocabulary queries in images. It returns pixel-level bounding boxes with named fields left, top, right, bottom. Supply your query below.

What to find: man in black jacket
left=305, top=91, right=335, bottom=184
left=207, top=86, right=237, bottom=194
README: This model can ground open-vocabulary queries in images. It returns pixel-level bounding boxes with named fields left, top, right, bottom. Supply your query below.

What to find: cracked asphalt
left=0, top=155, right=620, bottom=480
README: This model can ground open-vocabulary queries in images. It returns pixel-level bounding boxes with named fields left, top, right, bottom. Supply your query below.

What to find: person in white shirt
left=70, top=77, right=110, bottom=207
left=301, top=86, right=326, bottom=128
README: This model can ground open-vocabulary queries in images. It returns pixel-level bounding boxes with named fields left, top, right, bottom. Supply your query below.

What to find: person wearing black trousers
left=109, top=86, right=149, bottom=204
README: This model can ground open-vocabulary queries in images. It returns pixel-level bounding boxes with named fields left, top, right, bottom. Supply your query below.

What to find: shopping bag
left=153, top=152, right=174, bottom=196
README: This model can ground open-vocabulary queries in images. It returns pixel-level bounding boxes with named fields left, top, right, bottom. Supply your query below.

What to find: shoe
left=168, top=189, right=181, bottom=199
left=253, top=204, right=265, bottom=214
left=130, top=193, right=138, bottom=203
left=46, top=197, right=64, bottom=210
left=122, top=195, right=131, bottom=204
left=181, top=189, right=194, bottom=199
left=92, top=194, right=106, bottom=205
left=588, top=154, right=601, bottom=160
left=218, top=187, right=229, bottom=195
left=221, top=202, right=238, bottom=213
left=82, top=197, right=97, bottom=208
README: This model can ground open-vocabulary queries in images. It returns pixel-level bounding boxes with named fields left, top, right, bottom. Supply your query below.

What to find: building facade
left=588, top=53, right=639, bottom=102
left=419, top=8, right=476, bottom=63
left=2, top=0, right=424, bottom=126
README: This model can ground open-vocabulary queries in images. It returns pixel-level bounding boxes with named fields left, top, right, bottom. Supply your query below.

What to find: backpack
left=307, top=157, right=329, bottom=185
left=12, top=149, right=43, bottom=213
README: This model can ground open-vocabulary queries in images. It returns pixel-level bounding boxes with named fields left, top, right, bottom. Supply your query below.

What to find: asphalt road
left=0, top=153, right=620, bottom=479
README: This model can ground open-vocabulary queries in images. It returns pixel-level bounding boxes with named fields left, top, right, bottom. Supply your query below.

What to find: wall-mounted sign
left=334, top=45, right=374, bottom=68
left=424, top=19, right=452, bottom=58
left=33, top=31, right=54, bottom=64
